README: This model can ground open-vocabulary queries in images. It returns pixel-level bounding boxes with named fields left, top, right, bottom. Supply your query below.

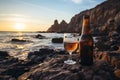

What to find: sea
left=0, top=31, right=64, bottom=60
left=0, top=31, right=98, bottom=60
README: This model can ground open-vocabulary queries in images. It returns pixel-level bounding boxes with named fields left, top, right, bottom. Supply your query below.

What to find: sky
left=0, top=0, right=105, bottom=31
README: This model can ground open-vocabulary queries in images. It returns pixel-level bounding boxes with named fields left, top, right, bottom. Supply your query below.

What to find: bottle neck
left=81, top=17, right=90, bottom=35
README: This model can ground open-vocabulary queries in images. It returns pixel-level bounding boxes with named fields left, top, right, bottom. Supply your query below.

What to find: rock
left=95, top=36, right=109, bottom=42
left=19, top=55, right=117, bottom=80
left=0, top=75, right=16, bottom=80
left=110, top=32, right=119, bottom=38
left=48, top=20, right=68, bottom=32
left=27, top=48, right=57, bottom=64
left=0, top=51, right=9, bottom=57
left=1, top=66, right=29, bottom=78
left=0, top=48, right=119, bottom=80
left=93, top=75, right=103, bottom=80
left=0, top=48, right=60, bottom=80
left=114, top=69, right=120, bottom=78
left=35, top=34, right=46, bottom=39
left=56, top=50, right=67, bottom=55
left=47, top=0, right=120, bottom=34
left=39, top=48, right=55, bottom=54
left=95, top=40, right=110, bottom=51
left=0, top=57, right=28, bottom=79
left=110, top=45, right=119, bottom=51
left=52, top=37, right=63, bottom=43
left=11, top=39, right=27, bottom=42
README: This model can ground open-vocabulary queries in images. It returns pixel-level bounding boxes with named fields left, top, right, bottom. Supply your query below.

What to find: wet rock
left=27, top=48, right=58, bottom=64
left=27, top=51, right=40, bottom=58
left=0, top=48, right=59, bottom=80
left=95, top=40, right=110, bottom=51
left=96, top=36, right=109, bottom=42
left=11, top=39, right=27, bottom=42
left=0, top=51, right=9, bottom=57
left=0, top=75, right=16, bottom=80
left=52, top=37, right=63, bottom=43
left=110, top=40, right=118, bottom=46
left=56, top=50, right=67, bottom=55
left=39, top=48, right=55, bottom=55
left=0, top=58, right=26, bottom=79
left=110, top=45, right=119, bottom=51
left=110, top=32, right=119, bottom=38
left=0, top=48, right=119, bottom=80
left=19, top=55, right=117, bottom=80
left=114, top=69, right=120, bottom=78
left=35, top=34, right=46, bottom=39
left=93, top=75, right=103, bottom=80
left=1, top=66, right=29, bottom=78
left=29, top=55, right=45, bottom=63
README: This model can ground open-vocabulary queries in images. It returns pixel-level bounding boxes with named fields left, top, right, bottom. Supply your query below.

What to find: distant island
left=47, top=0, right=120, bottom=36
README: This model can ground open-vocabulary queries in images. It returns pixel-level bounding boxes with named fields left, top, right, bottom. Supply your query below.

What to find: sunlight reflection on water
left=0, top=32, right=63, bottom=60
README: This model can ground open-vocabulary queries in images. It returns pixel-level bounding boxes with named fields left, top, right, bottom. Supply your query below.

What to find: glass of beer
left=64, top=33, right=78, bottom=64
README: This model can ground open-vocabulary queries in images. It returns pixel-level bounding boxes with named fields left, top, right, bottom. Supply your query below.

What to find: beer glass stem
left=69, top=52, right=72, bottom=60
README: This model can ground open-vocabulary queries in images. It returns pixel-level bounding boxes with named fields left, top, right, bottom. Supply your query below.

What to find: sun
left=14, top=23, right=25, bottom=31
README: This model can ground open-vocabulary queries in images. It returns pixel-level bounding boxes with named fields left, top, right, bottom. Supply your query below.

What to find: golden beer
left=64, top=41, right=78, bottom=53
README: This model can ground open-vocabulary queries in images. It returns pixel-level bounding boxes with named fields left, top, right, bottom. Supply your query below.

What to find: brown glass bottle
left=79, top=15, right=93, bottom=66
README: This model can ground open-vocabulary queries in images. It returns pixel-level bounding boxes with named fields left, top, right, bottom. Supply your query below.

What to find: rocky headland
left=47, top=0, right=120, bottom=36
left=48, top=20, right=68, bottom=32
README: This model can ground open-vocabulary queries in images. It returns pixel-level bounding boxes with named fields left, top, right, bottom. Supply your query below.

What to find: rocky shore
left=0, top=48, right=60, bottom=80
left=0, top=32, right=120, bottom=80
left=0, top=49, right=120, bottom=80
left=0, top=48, right=120, bottom=80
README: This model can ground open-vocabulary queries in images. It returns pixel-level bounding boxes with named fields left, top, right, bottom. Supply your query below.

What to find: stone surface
left=11, top=38, right=28, bottom=42
left=52, top=37, right=63, bottom=43
left=0, top=48, right=58, bottom=79
left=18, top=54, right=117, bottom=80
left=35, top=34, right=46, bottom=39
left=0, top=51, right=9, bottom=58
left=0, top=47, right=120, bottom=80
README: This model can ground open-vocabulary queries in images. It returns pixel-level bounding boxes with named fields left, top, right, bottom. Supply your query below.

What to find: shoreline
left=0, top=32, right=120, bottom=79
left=0, top=47, right=120, bottom=80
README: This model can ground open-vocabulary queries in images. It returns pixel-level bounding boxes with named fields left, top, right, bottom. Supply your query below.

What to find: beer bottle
left=79, top=15, right=93, bottom=66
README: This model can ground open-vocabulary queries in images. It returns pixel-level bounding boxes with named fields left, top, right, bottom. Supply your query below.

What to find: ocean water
left=0, top=32, right=64, bottom=60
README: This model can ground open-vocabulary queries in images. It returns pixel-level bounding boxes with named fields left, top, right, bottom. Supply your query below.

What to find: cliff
left=47, top=0, right=120, bottom=35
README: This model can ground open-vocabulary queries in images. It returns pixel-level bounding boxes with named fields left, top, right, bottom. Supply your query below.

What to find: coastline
left=0, top=32, right=120, bottom=79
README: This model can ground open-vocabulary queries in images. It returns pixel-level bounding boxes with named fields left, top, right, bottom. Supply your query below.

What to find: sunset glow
left=0, top=0, right=105, bottom=31
left=14, top=23, right=25, bottom=31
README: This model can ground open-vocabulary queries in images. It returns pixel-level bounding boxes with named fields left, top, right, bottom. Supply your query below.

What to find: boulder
left=110, top=45, right=119, bottom=51
left=35, top=34, right=46, bottom=39
left=27, top=48, right=57, bottom=64
left=95, top=40, right=110, bottom=51
left=52, top=37, right=63, bottom=43
left=11, top=39, right=27, bottom=42
left=114, top=69, right=120, bottom=78
left=0, top=51, right=9, bottom=57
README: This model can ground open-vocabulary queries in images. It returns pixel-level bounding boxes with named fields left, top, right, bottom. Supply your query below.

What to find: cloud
left=88, top=0, right=96, bottom=3
left=0, top=13, right=28, bottom=18
left=16, top=0, right=68, bottom=15
left=71, top=0, right=83, bottom=4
